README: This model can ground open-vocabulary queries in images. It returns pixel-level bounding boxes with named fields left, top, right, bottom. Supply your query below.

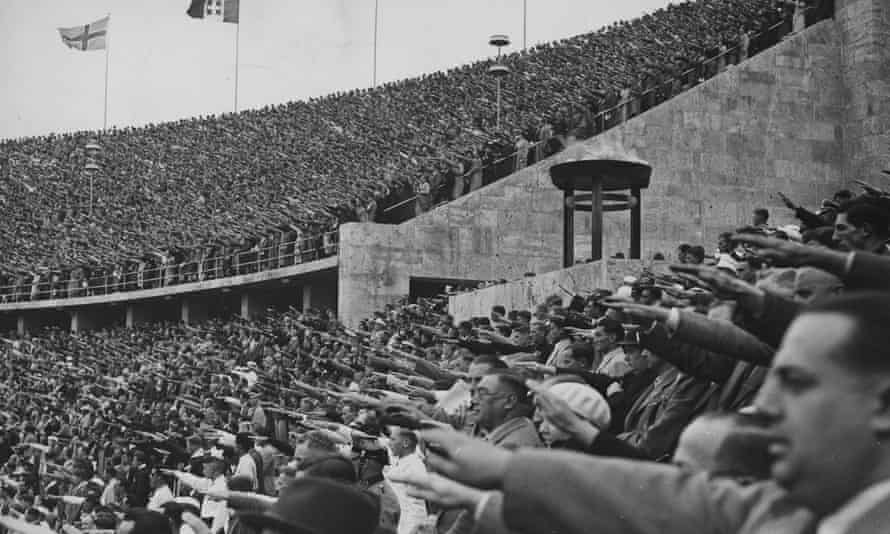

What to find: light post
left=488, top=34, right=511, bottom=130
left=84, top=141, right=102, bottom=216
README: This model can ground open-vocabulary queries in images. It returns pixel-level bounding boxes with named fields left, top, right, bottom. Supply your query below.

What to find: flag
left=58, top=16, right=109, bottom=51
left=187, top=0, right=239, bottom=23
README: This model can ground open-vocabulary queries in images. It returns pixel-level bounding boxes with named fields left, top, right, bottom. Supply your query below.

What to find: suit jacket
left=743, top=293, right=801, bottom=349
left=442, top=418, right=541, bottom=534
left=816, top=479, right=890, bottom=534
left=642, top=320, right=768, bottom=412
left=485, top=417, right=542, bottom=449
left=619, top=366, right=711, bottom=460
left=846, top=250, right=890, bottom=291
left=493, top=450, right=817, bottom=534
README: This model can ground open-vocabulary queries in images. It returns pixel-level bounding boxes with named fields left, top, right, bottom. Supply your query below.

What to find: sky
left=1, top=0, right=670, bottom=140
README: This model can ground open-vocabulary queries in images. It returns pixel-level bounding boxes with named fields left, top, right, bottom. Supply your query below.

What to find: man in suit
left=416, top=292, right=890, bottom=533
left=618, top=353, right=711, bottom=461
left=470, top=371, right=542, bottom=448
left=437, top=370, right=542, bottom=534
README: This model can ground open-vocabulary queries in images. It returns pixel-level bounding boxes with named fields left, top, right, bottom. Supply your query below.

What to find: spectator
left=384, top=428, right=430, bottom=534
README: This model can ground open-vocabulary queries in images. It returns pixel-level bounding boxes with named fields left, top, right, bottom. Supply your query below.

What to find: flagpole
left=372, top=0, right=379, bottom=86
left=523, top=0, right=527, bottom=49
left=103, top=14, right=110, bottom=130
left=234, top=21, right=240, bottom=112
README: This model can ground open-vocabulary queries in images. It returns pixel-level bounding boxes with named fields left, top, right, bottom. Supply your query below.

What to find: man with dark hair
left=234, top=432, right=259, bottom=491
left=467, top=354, right=508, bottom=388
left=386, top=428, right=429, bottom=534
left=544, top=317, right=572, bottom=366
left=592, top=318, right=630, bottom=378
left=834, top=197, right=890, bottom=254
left=686, top=245, right=706, bottom=265
left=753, top=208, right=770, bottom=228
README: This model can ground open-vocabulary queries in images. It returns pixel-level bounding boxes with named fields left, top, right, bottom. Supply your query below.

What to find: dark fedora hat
left=238, top=476, right=379, bottom=534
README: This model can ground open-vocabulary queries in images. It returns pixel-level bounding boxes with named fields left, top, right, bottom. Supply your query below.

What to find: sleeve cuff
left=473, top=491, right=494, bottom=523
left=844, top=251, right=856, bottom=278
left=665, top=308, right=680, bottom=337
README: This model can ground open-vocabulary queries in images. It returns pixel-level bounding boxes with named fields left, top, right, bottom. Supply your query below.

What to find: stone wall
left=589, top=19, right=846, bottom=259
left=836, top=0, right=890, bottom=183
left=447, top=259, right=670, bottom=322
left=338, top=12, right=885, bottom=328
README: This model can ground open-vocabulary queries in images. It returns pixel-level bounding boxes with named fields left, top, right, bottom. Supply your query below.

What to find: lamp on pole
left=487, top=34, right=511, bottom=130
left=84, top=141, right=102, bottom=216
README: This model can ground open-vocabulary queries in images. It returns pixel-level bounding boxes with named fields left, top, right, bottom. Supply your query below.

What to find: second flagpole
left=234, top=20, right=240, bottom=112
left=103, top=14, right=110, bottom=130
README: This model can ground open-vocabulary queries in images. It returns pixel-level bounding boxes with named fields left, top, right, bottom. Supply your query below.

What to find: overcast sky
left=1, top=0, right=669, bottom=140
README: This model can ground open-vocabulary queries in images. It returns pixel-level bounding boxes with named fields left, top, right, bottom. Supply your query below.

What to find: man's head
left=235, top=433, right=254, bottom=455
left=471, top=371, right=532, bottom=432
left=833, top=198, right=890, bottom=251
left=201, top=452, right=228, bottom=479
left=388, top=427, right=418, bottom=458
left=622, top=344, right=652, bottom=372
left=753, top=208, right=769, bottom=227
left=149, top=468, right=167, bottom=490
left=554, top=342, right=597, bottom=370
left=467, top=355, right=508, bottom=388
left=673, top=413, right=773, bottom=482
left=592, top=319, right=623, bottom=354
left=293, top=430, right=338, bottom=468
left=752, top=292, right=890, bottom=516
left=546, top=318, right=567, bottom=345
left=509, top=325, right=531, bottom=347
left=686, top=245, right=706, bottom=265
left=457, top=321, right=474, bottom=339
left=490, top=305, right=506, bottom=322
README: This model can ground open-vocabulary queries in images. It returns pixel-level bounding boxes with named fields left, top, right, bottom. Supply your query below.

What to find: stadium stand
left=6, top=1, right=888, bottom=533
left=0, top=0, right=793, bottom=303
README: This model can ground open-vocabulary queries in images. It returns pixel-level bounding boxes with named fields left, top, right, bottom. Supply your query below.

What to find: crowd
left=0, top=174, right=886, bottom=534
left=1, top=0, right=868, bottom=532
left=0, top=0, right=810, bottom=303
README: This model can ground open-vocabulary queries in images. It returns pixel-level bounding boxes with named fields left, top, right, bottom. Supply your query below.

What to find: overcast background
left=1, top=0, right=668, bottom=139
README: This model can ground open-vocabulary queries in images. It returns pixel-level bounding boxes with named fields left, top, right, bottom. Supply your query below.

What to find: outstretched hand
left=730, top=234, right=820, bottom=268
left=388, top=470, right=487, bottom=510
left=600, top=299, right=671, bottom=323
left=669, top=264, right=765, bottom=314
left=417, top=428, right=512, bottom=490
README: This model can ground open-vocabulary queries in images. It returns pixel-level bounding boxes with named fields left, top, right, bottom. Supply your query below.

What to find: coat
left=441, top=417, right=542, bottom=534
left=485, top=450, right=817, bottom=534
left=642, top=319, right=769, bottom=412
left=619, top=365, right=711, bottom=460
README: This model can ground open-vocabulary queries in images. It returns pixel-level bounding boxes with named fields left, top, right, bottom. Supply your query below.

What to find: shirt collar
left=817, top=478, right=890, bottom=534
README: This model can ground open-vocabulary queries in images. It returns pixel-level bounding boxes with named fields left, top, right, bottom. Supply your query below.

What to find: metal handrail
left=0, top=17, right=802, bottom=303
left=0, top=231, right=340, bottom=303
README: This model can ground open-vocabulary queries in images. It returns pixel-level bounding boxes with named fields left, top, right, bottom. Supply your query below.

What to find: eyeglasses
left=472, top=388, right=505, bottom=400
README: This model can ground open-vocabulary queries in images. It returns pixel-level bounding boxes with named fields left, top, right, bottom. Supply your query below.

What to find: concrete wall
left=338, top=19, right=852, bottom=327
left=836, top=0, right=890, bottom=183
left=590, top=19, right=846, bottom=258
left=447, top=259, right=670, bottom=322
